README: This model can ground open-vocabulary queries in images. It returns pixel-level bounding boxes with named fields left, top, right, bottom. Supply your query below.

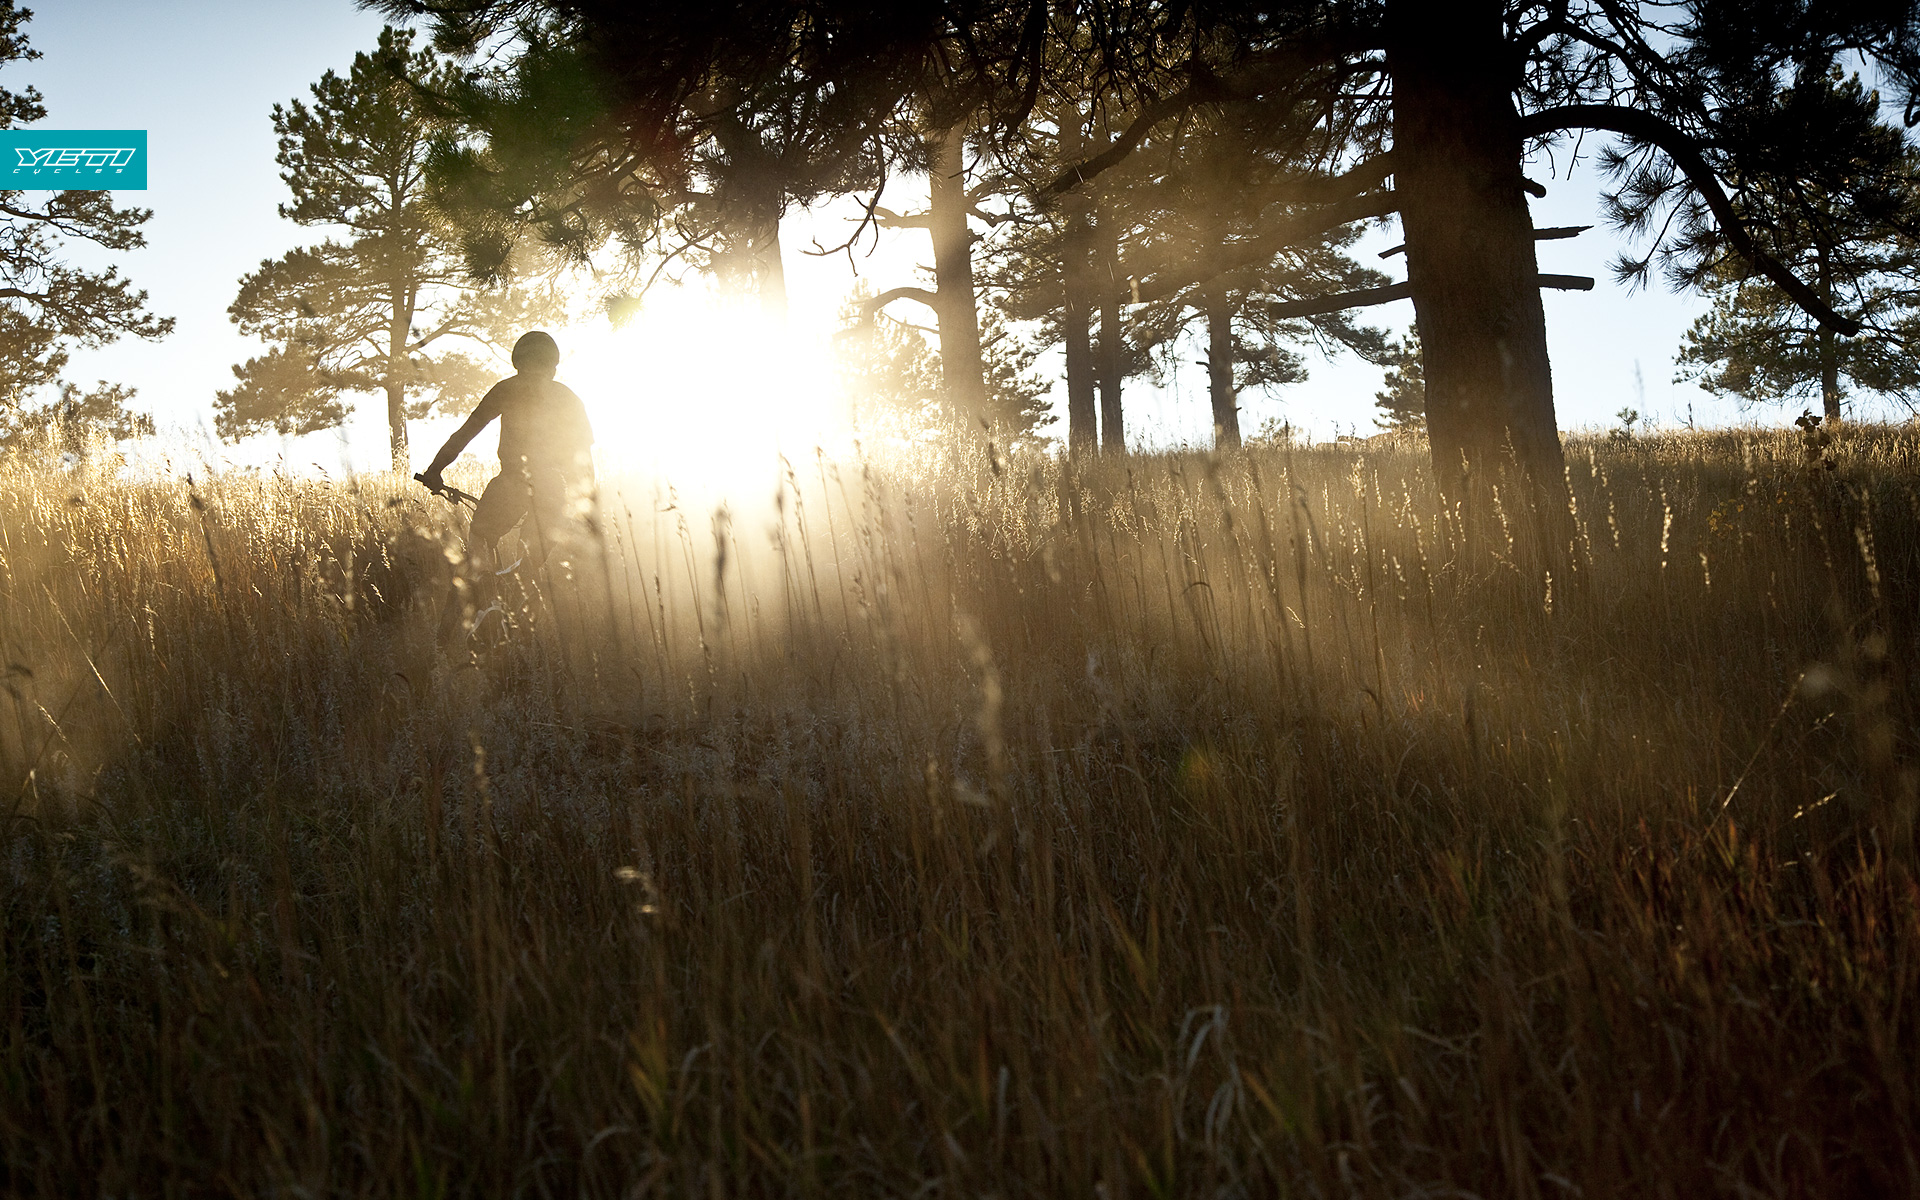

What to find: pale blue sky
left=18, top=0, right=1851, bottom=476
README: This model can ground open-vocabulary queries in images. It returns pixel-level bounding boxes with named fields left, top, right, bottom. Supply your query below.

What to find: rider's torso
left=494, top=377, right=593, bottom=478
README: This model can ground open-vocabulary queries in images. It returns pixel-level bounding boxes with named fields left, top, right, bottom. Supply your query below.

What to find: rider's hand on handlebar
left=419, top=469, right=445, bottom=492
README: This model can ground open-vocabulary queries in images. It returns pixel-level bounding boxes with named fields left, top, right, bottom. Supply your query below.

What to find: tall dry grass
left=1, top=425, right=1916, bottom=1196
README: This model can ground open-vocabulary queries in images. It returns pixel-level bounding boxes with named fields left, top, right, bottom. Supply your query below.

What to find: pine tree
left=977, top=306, right=1051, bottom=449
left=857, top=105, right=999, bottom=435
left=0, top=0, right=170, bottom=447
left=1023, top=1, right=1920, bottom=507
left=836, top=280, right=1048, bottom=447
left=834, top=281, right=942, bottom=440
left=216, top=27, right=562, bottom=470
left=1373, top=328, right=1425, bottom=435
left=0, top=380, right=152, bottom=458
left=1674, top=71, right=1920, bottom=422
left=1112, top=100, right=1388, bottom=449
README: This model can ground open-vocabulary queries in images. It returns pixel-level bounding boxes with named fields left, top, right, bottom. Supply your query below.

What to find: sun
left=557, top=286, right=855, bottom=507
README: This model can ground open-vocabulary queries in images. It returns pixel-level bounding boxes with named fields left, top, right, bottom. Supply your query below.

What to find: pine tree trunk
left=1095, top=197, right=1125, bottom=453
left=1818, top=243, right=1841, bottom=424
left=1205, top=284, right=1239, bottom=449
left=927, top=121, right=990, bottom=424
left=709, top=115, right=789, bottom=323
left=1063, top=269, right=1096, bottom=455
left=385, top=381, right=409, bottom=474
left=1060, top=111, right=1098, bottom=455
left=385, top=289, right=413, bottom=474
left=757, top=219, right=789, bottom=323
left=1387, top=0, right=1563, bottom=512
left=1819, top=327, right=1841, bottom=425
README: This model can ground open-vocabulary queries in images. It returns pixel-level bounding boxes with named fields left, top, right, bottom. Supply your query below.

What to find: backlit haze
left=23, top=0, right=1880, bottom=499
left=558, top=288, right=853, bottom=502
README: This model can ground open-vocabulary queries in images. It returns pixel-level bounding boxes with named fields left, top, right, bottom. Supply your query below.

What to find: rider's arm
left=421, top=382, right=508, bottom=483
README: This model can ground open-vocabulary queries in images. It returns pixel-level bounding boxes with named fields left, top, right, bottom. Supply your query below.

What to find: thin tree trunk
left=1205, top=284, right=1240, bottom=449
left=1818, top=242, right=1841, bottom=424
left=1819, top=331, right=1840, bottom=424
left=385, top=288, right=414, bottom=473
left=384, top=381, right=409, bottom=474
left=757, top=219, right=789, bottom=324
left=1060, top=110, right=1098, bottom=455
left=708, top=113, right=789, bottom=323
left=713, top=212, right=788, bottom=319
left=1095, top=195, right=1125, bottom=453
left=1387, top=0, right=1564, bottom=515
left=927, top=120, right=989, bottom=424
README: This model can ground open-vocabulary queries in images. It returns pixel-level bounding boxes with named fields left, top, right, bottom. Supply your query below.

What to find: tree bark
left=1205, top=283, right=1240, bottom=449
left=1387, top=0, right=1563, bottom=512
left=384, top=380, right=409, bottom=474
left=385, top=286, right=415, bottom=473
left=1060, top=110, right=1098, bottom=455
left=926, top=120, right=990, bottom=424
left=1818, top=242, right=1841, bottom=424
left=1095, top=195, right=1125, bottom=453
left=757, top=220, right=789, bottom=323
left=707, top=112, right=789, bottom=323
left=1819, top=329, right=1840, bottom=424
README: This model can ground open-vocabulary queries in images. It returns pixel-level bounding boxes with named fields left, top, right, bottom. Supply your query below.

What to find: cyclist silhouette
left=419, top=330, right=595, bottom=571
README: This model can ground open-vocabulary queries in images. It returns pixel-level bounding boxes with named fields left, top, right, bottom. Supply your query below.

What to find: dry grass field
left=2, top=426, right=1916, bottom=1196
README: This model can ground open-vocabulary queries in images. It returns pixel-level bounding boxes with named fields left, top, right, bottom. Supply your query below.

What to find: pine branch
left=1522, top=104, right=1863, bottom=335
left=860, top=286, right=941, bottom=317
left=1126, top=187, right=1399, bottom=304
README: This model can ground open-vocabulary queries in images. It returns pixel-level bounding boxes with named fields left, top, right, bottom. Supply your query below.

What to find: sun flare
left=557, top=288, right=854, bottom=506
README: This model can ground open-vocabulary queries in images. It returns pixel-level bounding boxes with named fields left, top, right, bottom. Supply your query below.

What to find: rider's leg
left=520, top=467, right=574, bottom=572
left=469, top=474, right=531, bottom=568
left=442, top=474, right=530, bottom=643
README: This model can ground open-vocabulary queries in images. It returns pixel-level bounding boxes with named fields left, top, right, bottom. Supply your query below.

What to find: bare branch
left=1249, top=281, right=1411, bottom=320
left=871, top=205, right=934, bottom=229
left=859, top=286, right=940, bottom=318
left=1135, top=273, right=1590, bottom=325
left=803, top=174, right=889, bottom=261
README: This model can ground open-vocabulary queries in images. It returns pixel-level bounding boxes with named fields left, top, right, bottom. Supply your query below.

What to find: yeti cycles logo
left=20, top=147, right=135, bottom=169
left=0, top=130, right=146, bottom=189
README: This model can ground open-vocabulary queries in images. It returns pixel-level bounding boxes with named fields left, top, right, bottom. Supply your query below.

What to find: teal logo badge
left=0, top=130, right=146, bottom=189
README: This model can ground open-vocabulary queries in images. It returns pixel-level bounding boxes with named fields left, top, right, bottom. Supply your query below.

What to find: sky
left=15, top=0, right=1867, bottom=484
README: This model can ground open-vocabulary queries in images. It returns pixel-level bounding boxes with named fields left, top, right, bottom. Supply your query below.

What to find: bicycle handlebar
left=414, top=473, right=480, bottom=507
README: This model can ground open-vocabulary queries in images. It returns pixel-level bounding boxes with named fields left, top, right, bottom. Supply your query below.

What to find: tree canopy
left=376, top=0, right=1920, bottom=529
